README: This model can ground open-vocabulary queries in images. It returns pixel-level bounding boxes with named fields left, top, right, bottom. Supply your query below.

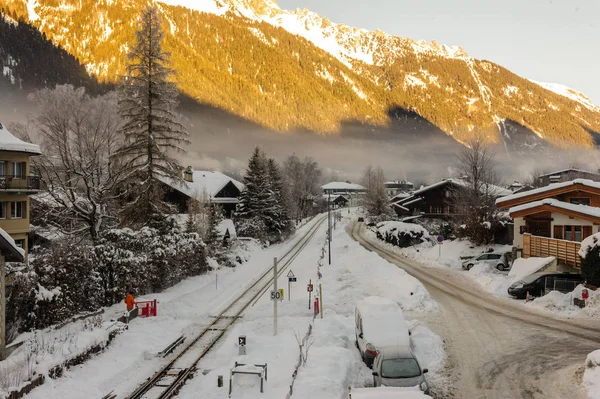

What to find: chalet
left=159, top=168, right=244, bottom=218
left=384, top=181, right=414, bottom=198
left=322, top=193, right=349, bottom=208
left=538, top=168, right=600, bottom=187
left=496, top=179, right=600, bottom=269
left=321, top=182, right=366, bottom=206
left=391, top=178, right=511, bottom=219
left=507, top=181, right=534, bottom=194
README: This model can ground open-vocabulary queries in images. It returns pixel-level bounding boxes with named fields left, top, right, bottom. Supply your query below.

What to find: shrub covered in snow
left=375, top=221, right=430, bottom=248
left=579, top=232, right=600, bottom=286
left=583, top=350, right=600, bottom=399
left=7, top=217, right=207, bottom=333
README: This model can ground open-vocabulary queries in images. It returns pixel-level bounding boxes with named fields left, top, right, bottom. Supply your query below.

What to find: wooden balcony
left=523, top=233, right=581, bottom=269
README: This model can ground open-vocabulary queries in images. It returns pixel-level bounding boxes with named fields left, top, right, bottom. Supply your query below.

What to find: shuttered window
left=583, top=226, right=593, bottom=240
left=553, top=225, right=563, bottom=240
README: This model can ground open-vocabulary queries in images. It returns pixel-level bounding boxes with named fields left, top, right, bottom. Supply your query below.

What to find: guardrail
left=0, top=175, right=41, bottom=191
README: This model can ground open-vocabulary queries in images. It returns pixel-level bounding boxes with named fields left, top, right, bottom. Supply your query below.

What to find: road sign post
left=307, top=279, right=313, bottom=310
left=287, top=270, right=296, bottom=301
left=437, top=235, right=444, bottom=259
left=273, top=257, right=278, bottom=336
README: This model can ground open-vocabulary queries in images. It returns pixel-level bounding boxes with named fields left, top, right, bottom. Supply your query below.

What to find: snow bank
left=583, top=350, right=600, bottom=399
left=466, top=263, right=514, bottom=297
left=349, top=387, right=431, bottom=398
left=357, top=296, right=410, bottom=348
left=375, top=221, right=430, bottom=248
left=508, top=257, right=555, bottom=282
left=579, top=232, right=600, bottom=258
left=525, top=284, right=600, bottom=318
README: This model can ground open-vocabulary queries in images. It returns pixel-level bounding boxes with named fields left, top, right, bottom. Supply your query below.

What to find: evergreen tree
left=114, top=6, right=189, bottom=226
left=205, top=203, right=224, bottom=256
left=265, top=158, right=292, bottom=240
left=236, top=147, right=273, bottom=240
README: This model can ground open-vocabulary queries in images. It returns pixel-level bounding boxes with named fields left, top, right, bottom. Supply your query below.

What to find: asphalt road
left=350, top=222, right=600, bottom=399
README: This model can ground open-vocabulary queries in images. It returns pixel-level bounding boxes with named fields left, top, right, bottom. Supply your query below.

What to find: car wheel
left=496, top=263, right=505, bottom=271
left=467, top=263, right=474, bottom=270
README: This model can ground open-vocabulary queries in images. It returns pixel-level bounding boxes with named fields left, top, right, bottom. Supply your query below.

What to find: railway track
left=124, top=215, right=327, bottom=399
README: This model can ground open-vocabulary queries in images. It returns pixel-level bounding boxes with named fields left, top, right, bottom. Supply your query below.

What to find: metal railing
left=0, top=175, right=41, bottom=191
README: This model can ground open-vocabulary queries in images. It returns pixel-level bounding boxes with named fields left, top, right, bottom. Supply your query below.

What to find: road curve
left=350, top=222, right=600, bottom=399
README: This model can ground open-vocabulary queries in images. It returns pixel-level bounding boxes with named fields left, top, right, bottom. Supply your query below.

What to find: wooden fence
left=523, top=234, right=581, bottom=268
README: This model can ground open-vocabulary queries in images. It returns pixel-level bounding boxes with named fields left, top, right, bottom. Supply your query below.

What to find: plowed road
left=350, top=222, right=600, bottom=399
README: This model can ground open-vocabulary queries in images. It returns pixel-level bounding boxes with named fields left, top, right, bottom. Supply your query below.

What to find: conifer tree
left=115, top=6, right=189, bottom=226
left=205, top=203, right=224, bottom=255
left=265, top=158, right=292, bottom=240
left=236, top=147, right=272, bottom=240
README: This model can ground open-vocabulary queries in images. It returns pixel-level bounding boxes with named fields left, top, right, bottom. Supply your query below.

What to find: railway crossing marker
left=287, top=270, right=297, bottom=301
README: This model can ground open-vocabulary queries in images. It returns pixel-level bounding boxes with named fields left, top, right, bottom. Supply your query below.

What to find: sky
left=278, top=0, right=600, bottom=105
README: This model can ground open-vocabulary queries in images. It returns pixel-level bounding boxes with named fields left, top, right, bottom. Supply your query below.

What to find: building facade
left=0, top=123, right=41, bottom=258
left=384, top=181, right=414, bottom=198
left=321, top=182, right=366, bottom=207
left=496, top=179, right=600, bottom=269
left=537, top=168, right=600, bottom=187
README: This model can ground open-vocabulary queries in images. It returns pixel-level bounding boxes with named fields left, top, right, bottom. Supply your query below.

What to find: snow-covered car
left=371, top=345, right=430, bottom=395
left=348, top=386, right=431, bottom=398
left=462, top=252, right=508, bottom=271
left=355, top=297, right=411, bottom=368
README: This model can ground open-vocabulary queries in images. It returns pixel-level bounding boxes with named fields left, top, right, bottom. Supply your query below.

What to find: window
left=431, top=205, right=444, bottom=214
left=0, top=202, right=6, bottom=219
left=381, top=358, right=421, bottom=379
left=14, top=239, right=25, bottom=248
left=13, top=162, right=25, bottom=178
left=0, top=161, right=6, bottom=176
left=570, top=198, right=590, bottom=205
left=564, top=225, right=582, bottom=242
left=11, top=201, right=25, bottom=219
left=489, top=254, right=502, bottom=260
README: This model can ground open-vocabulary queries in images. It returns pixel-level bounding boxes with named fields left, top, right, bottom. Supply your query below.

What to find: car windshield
left=381, top=358, right=421, bottom=378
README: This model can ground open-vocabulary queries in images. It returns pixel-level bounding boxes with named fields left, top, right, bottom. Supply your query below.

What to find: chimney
left=183, top=166, right=193, bottom=182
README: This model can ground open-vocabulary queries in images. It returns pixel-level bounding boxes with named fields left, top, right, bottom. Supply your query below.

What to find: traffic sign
left=289, top=277, right=297, bottom=282
left=307, top=284, right=313, bottom=292
left=436, top=235, right=444, bottom=244
left=287, top=270, right=295, bottom=278
left=239, top=336, right=246, bottom=346
left=270, top=290, right=282, bottom=300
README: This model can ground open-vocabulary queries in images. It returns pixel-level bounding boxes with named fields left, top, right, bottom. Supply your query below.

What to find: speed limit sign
left=270, top=290, right=281, bottom=300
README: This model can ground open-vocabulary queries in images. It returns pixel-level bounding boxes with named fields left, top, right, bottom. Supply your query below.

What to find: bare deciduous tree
left=283, top=155, right=322, bottom=221
left=361, top=165, right=393, bottom=222
left=13, top=85, right=123, bottom=241
left=452, top=136, right=506, bottom=244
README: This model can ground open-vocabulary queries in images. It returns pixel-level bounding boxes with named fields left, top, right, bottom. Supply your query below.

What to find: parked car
left=462, top=252, right=509, bottom=271
left=358, top=217, right=365, bottom=222
left=508, top=272, right=584, bottom=299
left=372, top=345, right=430, bottom=395
left=355, top=297, right=411, bottom=368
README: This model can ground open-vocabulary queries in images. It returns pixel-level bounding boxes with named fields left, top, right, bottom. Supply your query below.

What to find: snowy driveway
left=352, top=222, right=600, bottom=399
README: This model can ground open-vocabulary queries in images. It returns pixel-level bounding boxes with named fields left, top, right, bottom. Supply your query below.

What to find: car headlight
left=420, top=381, right=428, bottom=391
left=512, top=284, right=523, bottom=289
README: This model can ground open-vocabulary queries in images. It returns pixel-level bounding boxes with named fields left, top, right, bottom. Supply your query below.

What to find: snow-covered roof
left=218, top=219, right=236, bottom=238
left=159, top=170, right=244, bottom=199
left=497, top=179, right=600, bottom=206
left=0, top=122, right=41, bottom=155
left=509, top=198, right=600, bottom=219
left=538, top=168, right=600, bottom=178
left=321, top=181, right=366, bottom=191
left=0, top=226, right=24, bottom=262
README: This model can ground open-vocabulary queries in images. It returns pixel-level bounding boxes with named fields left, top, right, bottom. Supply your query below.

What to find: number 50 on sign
left=270, top=289, right=284, bottom=300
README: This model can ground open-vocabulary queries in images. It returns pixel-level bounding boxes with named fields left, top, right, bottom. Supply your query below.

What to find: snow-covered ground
left=584, top=350, right=600, bottom=399
left=9, top=216, right=325, bottom=399
left=365, top=227, right=600, bottom=320
left=168, top=211, right=443, bottom=398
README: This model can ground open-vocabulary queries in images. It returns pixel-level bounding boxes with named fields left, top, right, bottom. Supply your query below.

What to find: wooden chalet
left=538, top=168, right=600, bottom=187
left=159, top=168, right=244, bottom=218
left=496, top=179, right=600, bottom=269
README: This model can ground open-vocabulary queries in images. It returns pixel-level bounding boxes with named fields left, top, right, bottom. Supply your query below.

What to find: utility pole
left=328, top=190, right=331, bottom=265
left=0, top=256, right=5, bottom=360
left=273, top=257, right=278, bottom=336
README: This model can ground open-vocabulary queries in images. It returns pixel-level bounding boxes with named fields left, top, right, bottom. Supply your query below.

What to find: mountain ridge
left=1, top=0, right=600, bottom=150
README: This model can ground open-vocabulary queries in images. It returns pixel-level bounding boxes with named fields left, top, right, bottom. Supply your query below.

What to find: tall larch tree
left=115, top=6, right=189, bottom=226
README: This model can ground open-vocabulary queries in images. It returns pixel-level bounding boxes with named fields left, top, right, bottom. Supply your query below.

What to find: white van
left=355, top=296, right=411, bottom=368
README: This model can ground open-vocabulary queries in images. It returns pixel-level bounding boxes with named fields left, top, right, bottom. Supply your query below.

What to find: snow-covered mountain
left=1, top=0, right=600, bottom=150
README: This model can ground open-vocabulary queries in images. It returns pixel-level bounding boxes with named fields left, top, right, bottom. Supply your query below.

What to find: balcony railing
left=0, top=175, right=41, bottom=191
left=523, top=233, right=581, bottom=269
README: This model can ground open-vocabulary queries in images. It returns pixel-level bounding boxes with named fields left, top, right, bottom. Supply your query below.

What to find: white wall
left=513, top=217, right=527, bottom=248
left=513, top=213, right=600, bottom=249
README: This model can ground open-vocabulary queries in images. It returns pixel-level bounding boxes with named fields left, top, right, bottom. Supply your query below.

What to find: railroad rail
left=124, top=215, right=327, bottom=399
